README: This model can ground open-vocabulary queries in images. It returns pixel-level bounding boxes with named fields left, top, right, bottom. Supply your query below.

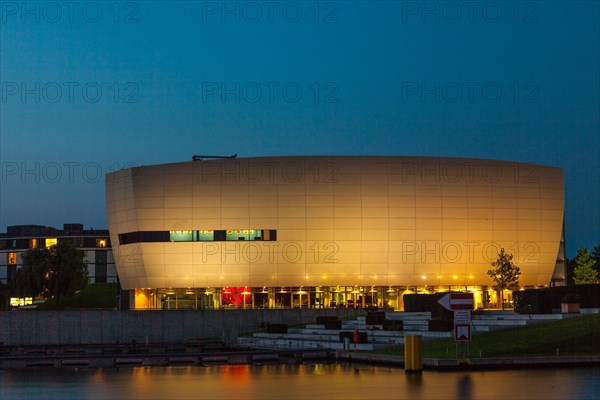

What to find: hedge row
left=513, top=284, right=600, bottom=314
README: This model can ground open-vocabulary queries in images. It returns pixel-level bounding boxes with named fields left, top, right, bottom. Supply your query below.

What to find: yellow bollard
left=404, top=335, right=422, bottom=374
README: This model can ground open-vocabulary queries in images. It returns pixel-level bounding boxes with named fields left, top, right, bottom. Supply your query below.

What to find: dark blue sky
left=1, top=1, right=598, bottom=257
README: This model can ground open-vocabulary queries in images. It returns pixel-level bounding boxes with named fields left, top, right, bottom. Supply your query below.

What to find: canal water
left=1, top=364, right=598, bottom=400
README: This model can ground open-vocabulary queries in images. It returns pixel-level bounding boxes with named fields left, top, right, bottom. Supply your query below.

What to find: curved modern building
left=105, top=156, right=565, bottom=310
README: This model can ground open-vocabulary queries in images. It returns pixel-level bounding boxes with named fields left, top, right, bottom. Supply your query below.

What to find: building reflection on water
left=0, top=364, right=598, bottom=400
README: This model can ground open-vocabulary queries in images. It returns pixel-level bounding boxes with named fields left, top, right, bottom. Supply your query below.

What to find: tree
left=592, top=245, right=600, bottom=274
left=566, top=257, right=578, bottom=285
left=487, top=248, right=521, bottom=309
left=11, top=241, right=88, bottom=306
left=12, top=247, right=50, bottom=298
left=573, top=246, right=598, bottom=284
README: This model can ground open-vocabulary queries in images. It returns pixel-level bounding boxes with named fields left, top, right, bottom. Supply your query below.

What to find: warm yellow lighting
left=421, top=275, right=426, bottom=279
left=453, top=275, right=457, bottom=279
left=7, top=253, right=17, bottom=265
left=45, top=238, right=57, bottom=248
left=469, top=275, right=473, bottom=279
left=10, top=297, right=33, bottom=307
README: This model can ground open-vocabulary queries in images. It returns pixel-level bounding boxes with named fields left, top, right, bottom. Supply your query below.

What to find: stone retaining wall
left=0, top=308, right=365, bottom=346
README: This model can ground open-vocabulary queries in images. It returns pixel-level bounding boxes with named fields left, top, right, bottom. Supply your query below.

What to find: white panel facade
left=106, top=156, right=564, bottom=291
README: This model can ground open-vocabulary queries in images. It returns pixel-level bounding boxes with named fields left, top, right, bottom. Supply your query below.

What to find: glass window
left=119, top=232, right=140, bottom=245
left=226, top=229, right=263, bottom=241
left=29, top=238, right=38, bottom=249
left=95, top=250, right=108, bottom=264
left=145, top=231, right=169, bottom=242
left=96, top=238, right=108, bottom=248
left=214, top=230, right=226, bottom=241
left=45, top=238, right=57, bottom=248
left=95, top=264, right=107, bottom=283
left=10, top=297, right=33, bottom=307
left=7, top=252, right=17, bottom=265
left=70, top=237, right=84, bottom=247
left=170, top=230, right=193, bottom=242
left=198, top=230, right=214, bottom=241
left=116, top=229, right=274, bottom=243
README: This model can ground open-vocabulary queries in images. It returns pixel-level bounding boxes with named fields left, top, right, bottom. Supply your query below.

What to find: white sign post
left=453, top=310, right=472, bottom=325
left=454, top=324, right=471, bottom=341
left=438, top=293, right=474, bottom=358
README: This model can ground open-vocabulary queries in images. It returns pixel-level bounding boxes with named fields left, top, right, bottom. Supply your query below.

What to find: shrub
left=513, top=285, right=600, bottom=314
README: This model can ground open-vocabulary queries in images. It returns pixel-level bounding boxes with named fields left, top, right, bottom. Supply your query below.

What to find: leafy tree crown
left=573, top=246, right=598, bottom=284
left=487, top=248, right=521, bottom=290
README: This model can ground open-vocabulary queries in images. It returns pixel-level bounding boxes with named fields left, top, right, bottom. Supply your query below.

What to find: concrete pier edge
left=336, top=351, right=600, bottom=370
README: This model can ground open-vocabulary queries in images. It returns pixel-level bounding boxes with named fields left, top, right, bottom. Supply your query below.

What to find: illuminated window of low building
left=45, top=238, right=57, bottom=248
left=7, top=252, right=17, bottom=265
left=96, top=238, right=108, bottom=248
left=10, top=297, right=33, bottom=307
left=29, top=238, right=38, bottom=249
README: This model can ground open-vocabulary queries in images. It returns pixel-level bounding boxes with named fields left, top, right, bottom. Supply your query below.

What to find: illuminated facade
left=105, top=156, right=566, bottom=310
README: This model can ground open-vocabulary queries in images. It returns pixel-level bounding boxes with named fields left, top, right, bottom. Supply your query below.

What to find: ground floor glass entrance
left=132, top=286, right=509, bottom=310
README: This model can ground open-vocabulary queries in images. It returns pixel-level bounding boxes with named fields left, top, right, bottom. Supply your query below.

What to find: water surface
left=1, top=364, right=598, bottom=400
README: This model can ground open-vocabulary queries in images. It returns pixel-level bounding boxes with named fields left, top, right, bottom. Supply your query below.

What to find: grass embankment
left=36, top=283, right=118, bottom=310
left=377, top=314, right=600, bottom=359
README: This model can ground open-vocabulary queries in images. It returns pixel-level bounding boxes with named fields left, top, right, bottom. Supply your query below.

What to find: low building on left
left=0, top=223, right=117, bottom=307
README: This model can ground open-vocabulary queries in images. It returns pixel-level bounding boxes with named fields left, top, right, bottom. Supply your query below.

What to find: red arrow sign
left=437, top=293, right=474, bottom=311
